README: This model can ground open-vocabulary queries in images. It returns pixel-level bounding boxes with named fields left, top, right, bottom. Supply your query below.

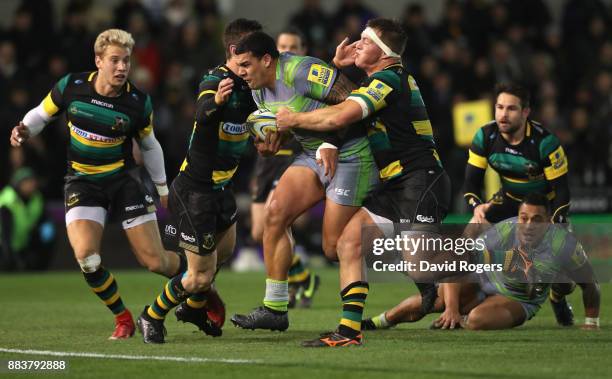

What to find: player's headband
left=361, top=27, right=400, bottom=58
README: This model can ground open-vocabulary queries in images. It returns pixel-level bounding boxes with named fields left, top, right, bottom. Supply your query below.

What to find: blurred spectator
left=400, top=4, right=433, bottom=72
left=289, top=0, right=330, bottom=58
left=0, top=167, right=56, bottom=271
left=127, top=11, right=162, bottom=86
left=57, top=1, right=96, bottom=73
left=331, top=0, right=377, bottom=32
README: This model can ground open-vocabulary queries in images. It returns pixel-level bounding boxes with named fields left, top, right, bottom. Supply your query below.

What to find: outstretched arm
left=276, top=99, right=363, bottom=132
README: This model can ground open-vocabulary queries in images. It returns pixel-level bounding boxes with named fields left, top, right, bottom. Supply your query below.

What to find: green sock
left=83, top=267, right=126, bottom=315
left=147, top=275, right=190, bottom=320
left=263, top=278, right=288, bottom=313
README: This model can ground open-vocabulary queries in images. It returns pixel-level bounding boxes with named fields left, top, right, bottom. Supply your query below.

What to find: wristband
left=585, top=317, right=600, bottom=327
left=316, top=143, right=338, bottom=160
left=155, top=183, right=169, bottom=197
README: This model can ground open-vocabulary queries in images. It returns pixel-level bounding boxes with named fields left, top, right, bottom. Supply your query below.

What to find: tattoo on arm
left=324, top=73, right=357, bottom=105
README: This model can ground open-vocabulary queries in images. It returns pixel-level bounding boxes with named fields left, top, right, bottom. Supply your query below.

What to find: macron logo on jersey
left=91, top=99, right=114, bottom=109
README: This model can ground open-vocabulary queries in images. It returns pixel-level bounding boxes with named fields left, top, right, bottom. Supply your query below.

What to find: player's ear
left=94, top=54, right=103, bottom=70
left=263, top=54, right=272, bottom=68
left=523, top=106, right=531, bottom=118
left=229, top=44, right=237, bottom=57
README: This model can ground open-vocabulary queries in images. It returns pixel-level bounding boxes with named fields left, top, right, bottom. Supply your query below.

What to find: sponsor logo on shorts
left=334, top=188, right=351, bottom=197
left=66, top=192, right=79, bottom=207
left=165, top=224, right=177, bottom=236
left=416, top=215, right=435, bottom=223
left=202, top=233, right=215, bottom=250
left=125, top=217, right=137, bottom=225
left=145, top=195, right=154, bottom=203
left=230, top=209, right=238, bottom=222
left=125, top=204, right=144, bottom=211
left=181, top=232, right=196, bottom=243
left=400, top=218, right=411, bottom=223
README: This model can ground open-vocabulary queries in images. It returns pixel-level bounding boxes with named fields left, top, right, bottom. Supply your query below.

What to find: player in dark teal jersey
left=276, top=18, right=451, bottom=346
left=137, top=19, right=262, bottom=344
left=464, top=83, right=570, bottom=224
left=463, top=84, right=576, bottom=325
left=361, top=194, right=600, bottom=331
left=10, top=29, right=184, bottom=340
left=230, top=31, right=379, bottom=334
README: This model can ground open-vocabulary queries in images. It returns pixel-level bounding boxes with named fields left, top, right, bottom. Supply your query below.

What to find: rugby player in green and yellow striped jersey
left=10, top=29, right=184, bottom=340
left=276, top=18, right=451, bottom=347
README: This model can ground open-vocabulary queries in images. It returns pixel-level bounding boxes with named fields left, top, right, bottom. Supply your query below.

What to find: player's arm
left=434, top=283, right=463, bottom=329
left=540, top=138, right=570, bottom=223
left=136, top=95, right=168, bottom=206
left=322, top=72, right=358, bottom=105
left=464, top=128, right=490, bottom=221
left=277, top=72, right=395, bottom=132
left=10, top=74, right=69, bottom=147
left=194, top=74, right=232, bottom=123
left=569, top=264, right=600, bottom=329
left=562, top=238, right=601, bottom=328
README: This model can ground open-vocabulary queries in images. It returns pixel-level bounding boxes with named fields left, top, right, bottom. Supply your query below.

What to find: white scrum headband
left=362, top=27, right=400, bottom=58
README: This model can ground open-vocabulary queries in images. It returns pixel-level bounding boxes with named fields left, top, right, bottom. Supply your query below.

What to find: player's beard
left=498, top=119, right=522, bottom=135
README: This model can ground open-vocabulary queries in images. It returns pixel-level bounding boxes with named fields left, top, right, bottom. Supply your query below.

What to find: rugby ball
left=246, top=110, right=277, bottom=140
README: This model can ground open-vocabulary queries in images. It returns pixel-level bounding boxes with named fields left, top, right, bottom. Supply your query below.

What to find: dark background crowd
left=1, top=0, right=611, bottom=216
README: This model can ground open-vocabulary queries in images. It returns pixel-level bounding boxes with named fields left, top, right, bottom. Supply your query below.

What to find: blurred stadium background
left=1, top=0, right=612, bottom=271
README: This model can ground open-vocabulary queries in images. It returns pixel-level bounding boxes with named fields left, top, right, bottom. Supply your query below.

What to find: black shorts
left=250, top=154, right=294, bottom=203
left=166, top=175, right=237, bottom=255
left=364, top=167, right=451, bottom=227
left=64, top=171, right=156, bottom=222
left=484, top=191, right=521, bottom=223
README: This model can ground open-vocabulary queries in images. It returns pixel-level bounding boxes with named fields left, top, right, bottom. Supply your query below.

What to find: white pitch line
left=0, top=348, right=261, bottom=365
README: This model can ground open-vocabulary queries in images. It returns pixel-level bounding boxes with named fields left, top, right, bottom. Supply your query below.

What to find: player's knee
left=322, top=238, right=339, bottom=261
left=135, top=248, right=165, bottom=274
left=465, top=309, right=488, bottom=330
left=77, top=253, right=101, bottom=273
left=264, top=200, right=290, bottom=231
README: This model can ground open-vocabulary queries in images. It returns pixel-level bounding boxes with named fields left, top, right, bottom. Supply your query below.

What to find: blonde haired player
left=10, top=29, right=185, bottom=340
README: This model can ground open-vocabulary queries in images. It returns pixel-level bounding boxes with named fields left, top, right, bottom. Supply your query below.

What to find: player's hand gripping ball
left=246, top=110, right=277, bottom=140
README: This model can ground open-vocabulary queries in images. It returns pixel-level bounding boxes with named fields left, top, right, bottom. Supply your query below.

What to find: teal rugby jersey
left=41, top=71, right=154, bottom=180
left=179, top=65, right=257, bottom=189
left=347, top=64, right=442, bottom=181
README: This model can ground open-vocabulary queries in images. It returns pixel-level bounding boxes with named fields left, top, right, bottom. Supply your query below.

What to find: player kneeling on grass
left=9, top=29, right=189, bottom=340
left=362, top=193, right=601, bottom=331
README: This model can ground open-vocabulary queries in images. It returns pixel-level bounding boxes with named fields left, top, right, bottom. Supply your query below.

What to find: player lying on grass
left=9, top=28, right=191, bottom=340
left=275, top=18, right=451, bottom=346
left=362, top=193, right=601, bottom=331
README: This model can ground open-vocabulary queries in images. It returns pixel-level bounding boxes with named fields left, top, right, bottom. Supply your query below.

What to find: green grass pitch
left=0, top=268, right=610, bottom=378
